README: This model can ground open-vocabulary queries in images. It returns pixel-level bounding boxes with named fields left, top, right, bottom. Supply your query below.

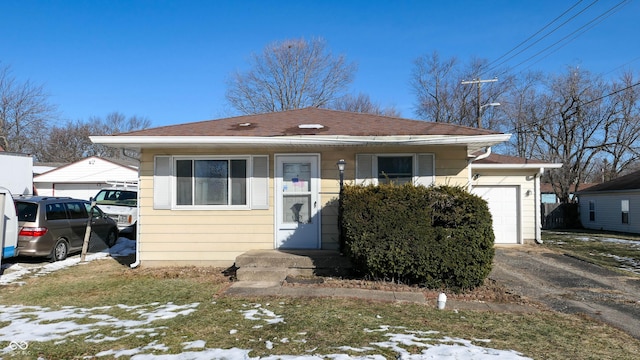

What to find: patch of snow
left=1, top=252, right=109, bottom=286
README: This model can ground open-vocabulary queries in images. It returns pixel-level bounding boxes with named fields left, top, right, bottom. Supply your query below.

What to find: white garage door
left=53, top=183, right=106, bottom=200
left=472, top=186, right=519, bottom=244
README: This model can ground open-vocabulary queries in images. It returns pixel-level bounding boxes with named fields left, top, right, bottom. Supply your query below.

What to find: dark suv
left=13, top=196, right=118, bottom=261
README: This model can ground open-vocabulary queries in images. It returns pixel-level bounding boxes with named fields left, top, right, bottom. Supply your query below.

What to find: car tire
left=106, top=229, right=117, bottom=247
left=51, top=239, right=69, bottom=262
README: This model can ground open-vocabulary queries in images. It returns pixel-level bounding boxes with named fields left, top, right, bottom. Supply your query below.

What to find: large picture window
left=176, top=158, right=247, bottom=207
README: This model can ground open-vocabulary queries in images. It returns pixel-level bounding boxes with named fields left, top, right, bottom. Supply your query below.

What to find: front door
left=275, top=155, right=320, bottom=249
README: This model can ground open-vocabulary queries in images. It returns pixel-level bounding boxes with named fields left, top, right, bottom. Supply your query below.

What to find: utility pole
left=461, top=78, right=498, bottom=128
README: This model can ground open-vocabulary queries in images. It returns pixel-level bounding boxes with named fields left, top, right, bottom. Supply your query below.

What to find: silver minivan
left=13, top=196, right=118, bottom=261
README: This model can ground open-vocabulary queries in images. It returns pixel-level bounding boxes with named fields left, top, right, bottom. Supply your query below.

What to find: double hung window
left=356, top=153, right=434, bottom=186
left=176, top=159, right=247, bottom=206
left=153, top=155, right=269, bottom=210
left=621, top=200, right=629, bottom=224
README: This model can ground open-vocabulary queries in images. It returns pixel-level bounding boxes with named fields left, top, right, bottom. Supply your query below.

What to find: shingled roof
left=91, top=107, right=513, bottom=152
left=578, top=170, right=640, bottom=193
left=119, top=107, right=502, bottom=137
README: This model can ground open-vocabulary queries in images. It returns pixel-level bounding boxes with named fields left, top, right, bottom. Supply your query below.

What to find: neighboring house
left=577, top=169, right=640, bottom=234
left=91, top=107, right=560, bottom=267
left=34, top=156, right=138, bottom=200
left=469, top=153, right=561, bottom=244
left=0, top=151, right=33, bottom=195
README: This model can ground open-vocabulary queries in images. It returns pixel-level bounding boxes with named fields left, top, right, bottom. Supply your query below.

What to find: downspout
left=534, top=168, right=544, bottom=244
left=468, top=147, right=492, bottom=191
left=122, top=148, right=142, bottom=269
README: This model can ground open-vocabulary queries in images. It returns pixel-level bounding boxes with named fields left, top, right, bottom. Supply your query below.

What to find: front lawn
left=0, top=258, right=639, bottom=359
left=542, top=229, right=640, bottom=275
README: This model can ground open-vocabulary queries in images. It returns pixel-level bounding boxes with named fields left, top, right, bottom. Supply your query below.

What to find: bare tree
left=532, top=68, right=618, bottom=203
left=40, top=112, right=151, bottom=162
left=600, top=71, right=640, bottom=177
left=225, top=38, right=357, bottom=114
left=411, top=51, right=458, bottom=122
left=0, top=64, right=57, bottom=154
left=410, top=52, right=511, bottom=130
left=38, top=120, right=93, bottom=162
left=329, top=93, right=401, bottom=117
left=502, top=71, right=545, bottom=158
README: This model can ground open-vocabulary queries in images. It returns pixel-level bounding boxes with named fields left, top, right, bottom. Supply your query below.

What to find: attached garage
left=469, top=153, right=562, bottom=245
left=472, top=186, right=520, bottom=244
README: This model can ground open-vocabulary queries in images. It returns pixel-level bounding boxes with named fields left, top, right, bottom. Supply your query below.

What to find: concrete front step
left=235, top=250, right=353, bottom=282
left=236, top=267, right=317, bottom=282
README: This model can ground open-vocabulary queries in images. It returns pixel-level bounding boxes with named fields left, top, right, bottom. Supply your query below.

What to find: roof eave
left=471, top=163, right=563, bottom=170
left=90, top=134, right=512, bottom=152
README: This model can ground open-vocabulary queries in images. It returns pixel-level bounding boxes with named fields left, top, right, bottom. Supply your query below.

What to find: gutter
left=467, top=147, right=492, bottom=191
left=534, top=168, right=544, bottom=244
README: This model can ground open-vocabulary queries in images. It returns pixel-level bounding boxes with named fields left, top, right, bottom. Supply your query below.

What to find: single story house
left=577, top=169, right=640, bottom=234
left=91, top=108, right=560, bottom=267
left=34, top=156, right=138, bottom=200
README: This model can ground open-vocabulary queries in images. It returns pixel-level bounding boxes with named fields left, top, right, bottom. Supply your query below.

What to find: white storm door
left=275, top=155, right=320, bottom=249
left=472, top=186, right=520, bottom=244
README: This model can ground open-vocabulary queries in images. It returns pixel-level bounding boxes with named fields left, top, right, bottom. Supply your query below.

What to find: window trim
left=589, top=200, right=596, bottom=222
left=356, top=153, right=435, bottom=186
left=621, top=199, right=629, bottom=224
left=172, top=155, right=252, bottom=210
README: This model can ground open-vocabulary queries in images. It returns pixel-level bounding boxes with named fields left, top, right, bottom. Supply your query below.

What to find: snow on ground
left=0, top=301, right=533, bottom=359
left=0, top=252, right=109, bottom=286
left=0, top=237, right=135, bottom=286
left=0, top=239, right=534, bottom=359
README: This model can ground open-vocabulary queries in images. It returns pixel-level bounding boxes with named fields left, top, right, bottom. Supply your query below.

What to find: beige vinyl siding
left=137, top=145, right=471, bottom=266
left=471, top=169, right=538, bottom=243
left=139, top=150, right=274, bottom=267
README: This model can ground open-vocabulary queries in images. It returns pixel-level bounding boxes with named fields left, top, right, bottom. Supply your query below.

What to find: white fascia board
left=90, top=134, right=512, bottom=149
left=471, top=163, right=563, bottom=170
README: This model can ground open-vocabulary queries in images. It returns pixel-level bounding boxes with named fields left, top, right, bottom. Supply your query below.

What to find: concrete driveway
left=490, top=246, right=640, bottom=339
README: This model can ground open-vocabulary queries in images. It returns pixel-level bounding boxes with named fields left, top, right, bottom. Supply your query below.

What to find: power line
left=507, top=80, right=640, bottom=134
left=500, top=0, right=629, bottom=78
left=481, top=0, right=631, bottom=78
left=482, top=0, right=595, bottom=76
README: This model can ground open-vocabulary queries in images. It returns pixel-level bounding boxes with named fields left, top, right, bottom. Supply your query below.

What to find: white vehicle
left=0, top=186, right=18, bottom=261
left=93, top=181, right=138, bottom=239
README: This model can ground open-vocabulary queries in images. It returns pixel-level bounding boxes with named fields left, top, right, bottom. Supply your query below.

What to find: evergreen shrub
left=340, top=183, right=494, bottom=291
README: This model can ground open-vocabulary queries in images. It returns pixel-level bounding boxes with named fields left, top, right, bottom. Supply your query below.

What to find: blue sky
left=1, top=0, right=638, bottom=127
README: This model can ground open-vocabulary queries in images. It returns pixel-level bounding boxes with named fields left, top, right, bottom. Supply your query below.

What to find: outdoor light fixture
left=336, top=159, right=346, bottom=190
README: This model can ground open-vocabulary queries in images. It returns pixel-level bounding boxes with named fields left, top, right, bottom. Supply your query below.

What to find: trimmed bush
left=340, top=183, right=494, bottom=291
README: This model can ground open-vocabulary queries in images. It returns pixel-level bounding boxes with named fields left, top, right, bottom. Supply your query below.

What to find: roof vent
left=298, top=124, right=324, bottom=129
left=239, top=122, right=252, bottom=127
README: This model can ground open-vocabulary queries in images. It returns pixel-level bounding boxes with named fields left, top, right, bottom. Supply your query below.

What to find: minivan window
left=46, top=203, right=67, bottom=220
left=66, top=202, right=88, bottom=219
left=15, top=202, right=38, bottom=222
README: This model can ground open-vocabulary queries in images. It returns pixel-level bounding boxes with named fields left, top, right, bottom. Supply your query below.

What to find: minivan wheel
left=106, top=229, right=117, bottom=247
left=51, top=239, right=68, bottom=262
